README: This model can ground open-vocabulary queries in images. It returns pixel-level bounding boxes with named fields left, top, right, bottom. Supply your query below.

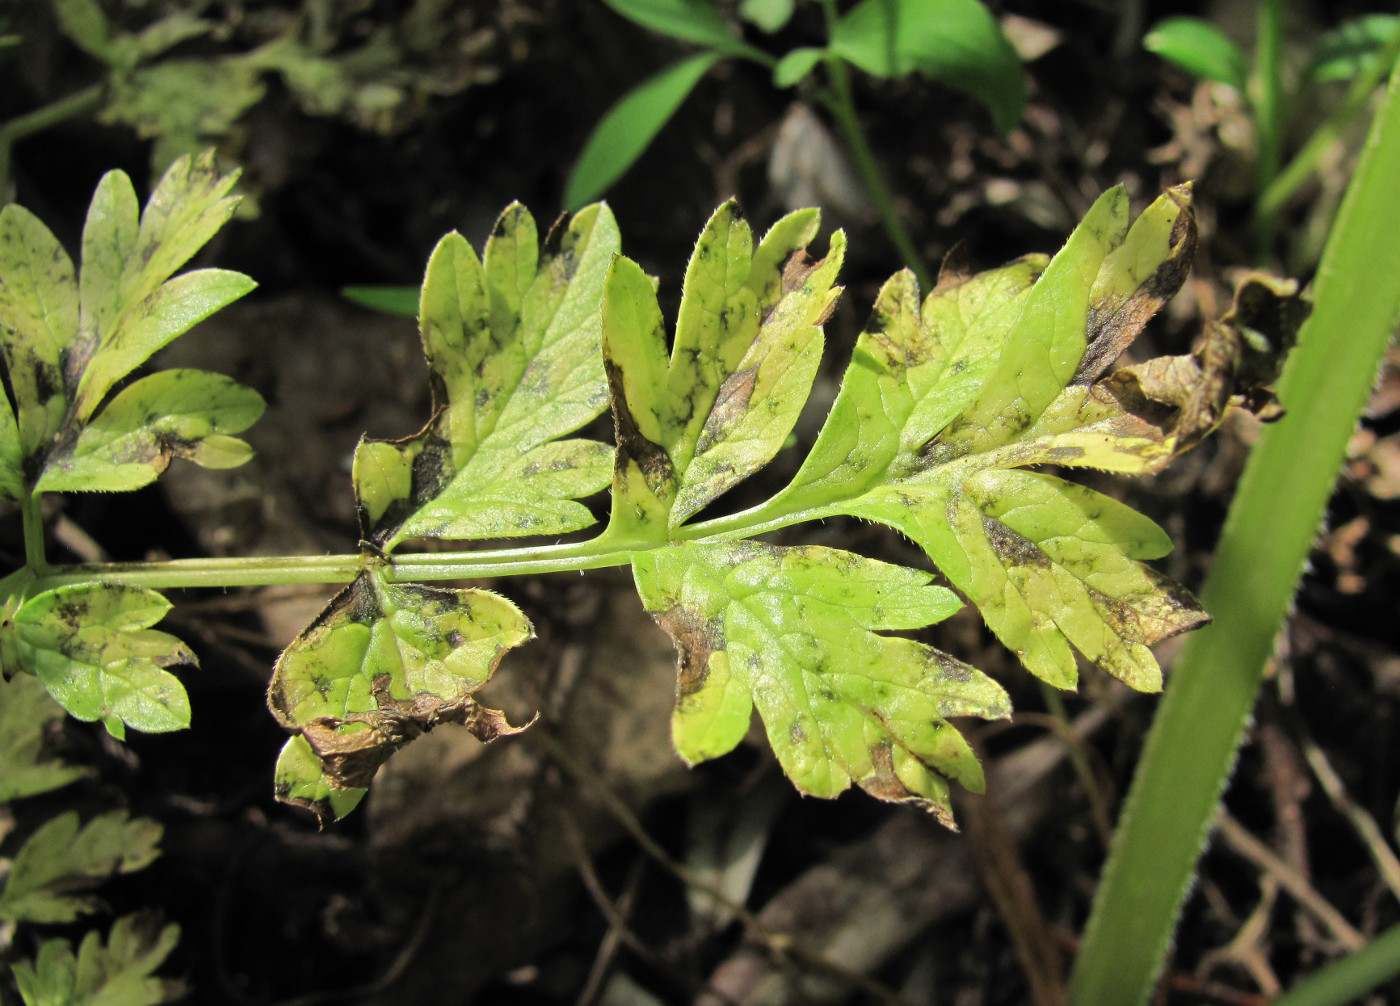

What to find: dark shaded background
left=3, top=2, right=1400, bottom=1004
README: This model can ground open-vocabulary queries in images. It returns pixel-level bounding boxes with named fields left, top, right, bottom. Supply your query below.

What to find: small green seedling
left=350, top=0, right=1029, bottom=318
left=570, top=0, right=1026, bottom=289
left=0, top=151, right=1303, bottom=833
left=1144, top=4, right=1400, bottom=252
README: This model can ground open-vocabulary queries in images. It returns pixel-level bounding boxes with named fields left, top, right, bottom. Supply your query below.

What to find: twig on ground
left=532, top=729, right=921, bottom=1006
left=1292, top=716, right=1400, bottom=903
left=1215, top=811, right=1365, bottom=951
left=959, top=781, right=1066, bottom=1006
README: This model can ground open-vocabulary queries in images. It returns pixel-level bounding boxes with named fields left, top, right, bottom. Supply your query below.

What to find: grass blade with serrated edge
left=1066, top=56, right=1400, bottom=1006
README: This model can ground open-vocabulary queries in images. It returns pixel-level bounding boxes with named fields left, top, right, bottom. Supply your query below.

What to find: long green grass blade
left=564, top=52, right=721, bottom=211
left=1271, top=921, right=1400, bottom=1006
left=1066, top=56, right=1400, bottom=1006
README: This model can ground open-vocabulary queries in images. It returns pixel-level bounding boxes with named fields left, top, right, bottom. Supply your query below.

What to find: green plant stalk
left=1270, top=920, right=1400, bottom=1006
left=1254, top=0, right=1285, bottom=193
left=814, top=0, right=933, bottom=291
left=1066, top=55, right=1400, bottom=1006
left=23, top=496, right=827, bottom=593
left=0, top=85, right=104, bottom=201
left=1257, top=15, right=1400, bottom=229
left=1251, top=0, right=1286, bottom=255
left=19, top=493, right=49, bottom=575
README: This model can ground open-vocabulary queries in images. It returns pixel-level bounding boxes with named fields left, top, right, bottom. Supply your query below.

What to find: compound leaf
left=267, top=568, right=533, bottom=824
left=11, top=913, right=182, bottom=1006
left=357, top=202, right=620, bottom=548
left=0, top=811, right=162, bottom=924
left=0, top=152, right=257, bottom=503
left=633, top=541, right=1010, bottom=827
left=38, top=369, right=264, bottom=493
left=6, top=584, right=194, bottom=739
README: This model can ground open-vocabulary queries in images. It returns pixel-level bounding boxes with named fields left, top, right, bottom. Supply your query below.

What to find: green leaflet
left=829, top=0, right=1026, bottom=133
left=633, top=541, right=1010, bottom=827
left=357, top=202, right=621, bottom=547
left=1143, top=17, right=1251, bottom=92
left=0, top=674, right=86, bottom=803
left=764, top=185, right=1209, bottom=691
left=11, top=913, right=182, bottom=1006
left=38, top=369, right=264, bottom=492
left=940, top=186, right=1129, bottom=452
left=0, top=810, right=162, bottom=924
left=4, top=584, right=194, bottom=739
left=266, top=568, right=533, bottom=824
left=0, top=201, right=78, bottom=459
left=564, top=52, right=724, bottom=212
left=602, top=201, right=843, bottom=539
left=72, top=152, right=248, bottom=420
left=0, top=152, right=256, bottom=502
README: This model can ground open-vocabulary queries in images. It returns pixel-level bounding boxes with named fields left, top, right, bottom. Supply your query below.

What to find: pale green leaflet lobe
left=4, top=583, right=194, bottom=739
left=602, top=201, right=844, bottom=539
left=267, top=568, right=533, bottom=824
left=633, top=542, right=1010, bottom=827
left=356, top=202, right=621, bottom=547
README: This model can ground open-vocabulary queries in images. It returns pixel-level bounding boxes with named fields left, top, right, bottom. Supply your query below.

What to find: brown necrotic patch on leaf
left=653, top=602, right=724, bottom=699
left=1084, top=576, right=1209, bottom=646
left=981, top=515, right=1053, bottom=569
left=863, top=740, right=958, bottom=831
left=1102, top=272, right=1308, bottom=458
left=605, top=357, right=677, bottom=497
left=694, top=365, right=759, bottom=455
left=1075, top=184, right=1198, bottom=385
left=301, top=693, right=531, bottom=790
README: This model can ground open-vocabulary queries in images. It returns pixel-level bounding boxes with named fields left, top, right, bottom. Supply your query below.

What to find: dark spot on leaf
left=982, top=516, right=1052, bottom=569
left=1076, top=185, right=1197, bottom=384
left=695, top=365, right=758, bottom=454
left=653, top=603, right=723, bottom=699
left=1040, top=445, right=1087, bottom=463
left=605, top=358, right=676, bottom=496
